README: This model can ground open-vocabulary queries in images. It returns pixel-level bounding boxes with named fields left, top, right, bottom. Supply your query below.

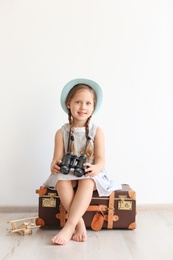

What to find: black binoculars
left=59, top=152, right=88, bottom=177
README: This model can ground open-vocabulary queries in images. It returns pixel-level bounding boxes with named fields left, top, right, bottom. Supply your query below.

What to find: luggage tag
left=91, top=211, right=104, bottom=231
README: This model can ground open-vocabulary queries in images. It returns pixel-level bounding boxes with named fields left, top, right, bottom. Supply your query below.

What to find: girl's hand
left=84, top=163, right=100, bottom=177
left=51, top=160, right=61, bottom=174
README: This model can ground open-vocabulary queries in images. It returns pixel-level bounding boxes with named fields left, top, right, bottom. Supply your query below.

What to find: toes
left=51, top=237, right=65, bottom=245
left=72, top=234, right=87, bottom=242
left=51, top=235, right=64, bottom=245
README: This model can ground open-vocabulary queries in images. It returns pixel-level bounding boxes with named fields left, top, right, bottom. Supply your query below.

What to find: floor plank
left=1, top=210, right=173, bottom=260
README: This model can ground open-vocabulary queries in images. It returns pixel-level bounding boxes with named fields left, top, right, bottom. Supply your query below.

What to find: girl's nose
left=80, top=103, right=86, bottom=109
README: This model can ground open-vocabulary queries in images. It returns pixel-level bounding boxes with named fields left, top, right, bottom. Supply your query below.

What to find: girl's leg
left=51, top=180, right=86, bottom=244
left=52, top=178, right=95, bottom=245
left=51, top=180, right=75, bottom=244
left=71, top=179, right=95, bottom=242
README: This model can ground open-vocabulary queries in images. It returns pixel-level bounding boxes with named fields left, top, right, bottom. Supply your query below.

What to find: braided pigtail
left=84, top=116, right=94, bottom=161
left=70, top=128, right=75, bottom=154
left=67, top=109, right=76, bottom=154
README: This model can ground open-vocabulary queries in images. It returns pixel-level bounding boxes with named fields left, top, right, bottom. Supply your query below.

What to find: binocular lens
left=59, top=153, right=87, bottom=177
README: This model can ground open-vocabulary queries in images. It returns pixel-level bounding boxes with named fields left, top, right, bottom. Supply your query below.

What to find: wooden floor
left=1, top=208, right=173, bottom=260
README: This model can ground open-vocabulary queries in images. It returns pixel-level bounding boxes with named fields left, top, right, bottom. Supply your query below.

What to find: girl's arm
left=50, top=129, right=64, bottom=174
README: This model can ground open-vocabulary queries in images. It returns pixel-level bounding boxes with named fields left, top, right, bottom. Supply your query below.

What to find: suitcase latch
left=42, top=197, right=56, bottom=208
left=48, top=193, right=57, bottom=197
left=118, top=200, right=132, bottom=210
left=118, top=196, right=132, bottom=210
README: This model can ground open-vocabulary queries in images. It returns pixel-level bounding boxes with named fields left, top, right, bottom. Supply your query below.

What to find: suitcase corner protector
left=128, top=222, right=136, bottom=230
left=36, top=217, right=45, bottom=228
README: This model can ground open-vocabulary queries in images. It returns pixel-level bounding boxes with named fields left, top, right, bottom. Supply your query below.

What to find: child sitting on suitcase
left=43, top=78, right=122, bottom=245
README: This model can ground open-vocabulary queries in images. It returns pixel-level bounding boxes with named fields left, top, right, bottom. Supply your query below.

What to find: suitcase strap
left=107, top=191, right=115, bottom=229
left=56, top=204, right=108, bottom=227
left=56, top=191, right=118, bottom=230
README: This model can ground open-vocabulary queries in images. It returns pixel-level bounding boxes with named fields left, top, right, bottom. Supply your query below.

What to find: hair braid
left=85, top=116, right=94, bottom=161
left=67, top=109, right=76, bottom=154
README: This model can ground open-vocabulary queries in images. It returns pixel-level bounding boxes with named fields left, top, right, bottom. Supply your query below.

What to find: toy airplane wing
left=7, top=216, right=40, bottom=235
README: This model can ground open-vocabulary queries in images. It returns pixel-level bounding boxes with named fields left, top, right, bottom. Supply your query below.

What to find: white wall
left=0, top=0, right=172, bottom=206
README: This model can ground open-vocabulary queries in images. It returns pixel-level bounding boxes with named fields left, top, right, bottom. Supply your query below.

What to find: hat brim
left=60, top=78, right=103, bottom=114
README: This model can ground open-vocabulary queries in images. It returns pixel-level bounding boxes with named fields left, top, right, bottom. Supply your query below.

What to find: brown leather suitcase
left=36, top=184, right=136, bottom=230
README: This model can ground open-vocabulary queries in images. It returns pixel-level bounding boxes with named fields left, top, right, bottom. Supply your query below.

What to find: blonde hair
left=66, top=84, right=96, bottom=160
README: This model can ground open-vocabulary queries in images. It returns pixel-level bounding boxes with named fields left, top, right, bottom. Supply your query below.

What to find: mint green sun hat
left=60, top=78, right=103, bottom=114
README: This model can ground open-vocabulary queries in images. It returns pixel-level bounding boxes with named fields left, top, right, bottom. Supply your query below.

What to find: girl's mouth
left=78, top=112, right=86, bottom=116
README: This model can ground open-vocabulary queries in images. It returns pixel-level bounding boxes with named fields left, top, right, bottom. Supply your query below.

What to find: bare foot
left=51, top=225, right=74, bottom=245
left=72, top=219, right=87, bottom=242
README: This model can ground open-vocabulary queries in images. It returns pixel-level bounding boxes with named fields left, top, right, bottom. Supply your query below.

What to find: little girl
left=43, top=78, right=122, bottom=245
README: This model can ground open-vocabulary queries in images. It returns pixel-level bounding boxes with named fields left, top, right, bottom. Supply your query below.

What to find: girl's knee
left=78, top=178, right=96, bottom=189
left=56, top=180, right=77, bottom=189
left=56, top=180, right=70, bottom=189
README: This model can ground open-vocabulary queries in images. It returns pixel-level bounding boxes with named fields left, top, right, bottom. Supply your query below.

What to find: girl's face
left=67, top=89, right=95, bottom=126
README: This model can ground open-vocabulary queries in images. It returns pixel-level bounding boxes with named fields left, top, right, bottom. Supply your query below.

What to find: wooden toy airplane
left=7, top=216, right=40, bottom=236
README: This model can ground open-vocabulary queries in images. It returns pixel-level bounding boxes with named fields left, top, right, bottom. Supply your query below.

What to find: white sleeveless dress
left=43, top=122, right=122, bottom=196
